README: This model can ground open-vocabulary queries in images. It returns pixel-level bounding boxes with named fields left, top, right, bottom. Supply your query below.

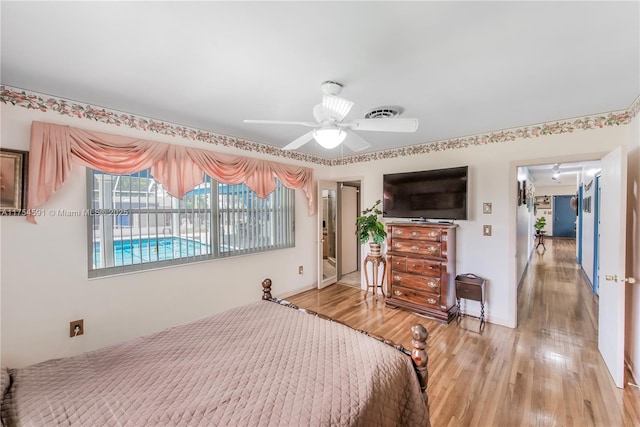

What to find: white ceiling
left=527, top=160, right=602, bottom=187
left=1, top=1, right=639, bottom=160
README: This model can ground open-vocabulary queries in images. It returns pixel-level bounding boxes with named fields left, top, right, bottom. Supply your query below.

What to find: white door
left=340, top=185, right=358, bottom=275
left=598, top=145, right=627, bottom=388
left=318, top=181, right=338, bottom=289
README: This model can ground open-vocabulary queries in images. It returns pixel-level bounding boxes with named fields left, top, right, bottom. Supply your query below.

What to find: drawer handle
left=428, top=281, right=437, bottom=288
left=394, top=290, right=403, bottom=296
left=394, top=275, right=402, bottom=281
left=394, top=243, right=403, bottom=248
left=428, top=265, right=437, bottom=270
left=410, top=246, right=420, bottom=251
left=410, top=231, right=420, bottom=237
left=427, top=297, right=437, bottom=305
left=411, top=264, right=418, bottom=268
left=426, top=247, right=437, bottom=252
left=428, top=232, right=438, bottom=238
left=394, top=230, right=403, bottom=235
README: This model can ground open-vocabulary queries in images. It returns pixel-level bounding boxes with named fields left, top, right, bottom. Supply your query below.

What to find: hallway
left=288, top=238, right=640, bottom=425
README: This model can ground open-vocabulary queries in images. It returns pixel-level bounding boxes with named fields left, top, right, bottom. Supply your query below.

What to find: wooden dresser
left=385, top=222, right=458, bottom=323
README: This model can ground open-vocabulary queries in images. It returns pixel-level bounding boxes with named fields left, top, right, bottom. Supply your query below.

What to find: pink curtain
left=27, top=121, right=315, bottom=223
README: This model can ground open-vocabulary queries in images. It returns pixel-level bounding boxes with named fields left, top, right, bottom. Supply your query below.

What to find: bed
left=1, top=279, right=430, bottom=426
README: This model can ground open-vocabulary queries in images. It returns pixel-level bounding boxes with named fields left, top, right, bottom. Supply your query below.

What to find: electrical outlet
left=298, top=265, right=304, bottom=274
left=483, top=225, right=492, bottom=236
left=70, top=319, right=84, bottom=337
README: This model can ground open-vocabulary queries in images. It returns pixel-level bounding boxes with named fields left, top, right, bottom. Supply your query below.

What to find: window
left=87, top=169, right=295, bottom=277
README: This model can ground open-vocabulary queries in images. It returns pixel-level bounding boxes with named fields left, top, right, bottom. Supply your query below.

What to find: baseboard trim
left=579, top=265, right=595, bottom=292
left=625, top=356, right=640, bottom=389
left=276, top=283, right=317, bottom=300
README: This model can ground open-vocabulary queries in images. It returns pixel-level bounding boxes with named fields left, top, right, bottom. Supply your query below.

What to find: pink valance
left=27, top=121, right=315, bottom=223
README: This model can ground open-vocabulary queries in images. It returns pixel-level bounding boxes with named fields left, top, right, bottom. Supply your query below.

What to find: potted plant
left=356, top=199, right=387, bottom=257
left=534, top=216, right=546, bottom=235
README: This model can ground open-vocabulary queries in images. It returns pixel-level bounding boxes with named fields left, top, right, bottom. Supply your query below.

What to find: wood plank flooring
left=286, top=238, right=640, bottom=426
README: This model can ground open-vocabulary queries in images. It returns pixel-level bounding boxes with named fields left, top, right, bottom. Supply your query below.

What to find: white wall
left=625, top=112, right=640, bottom=383
left=516, top=167, right=534, bottom=288
left=330, top=125, right=630, bottom=329
left=0, top=104, right=330, bottom=368
left=2, top=100, right=638, bottom=371
left=579, top=172, right=598, bottom=286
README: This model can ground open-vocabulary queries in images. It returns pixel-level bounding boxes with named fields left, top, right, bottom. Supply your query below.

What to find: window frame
left=86, top=169, right=295, bottom=278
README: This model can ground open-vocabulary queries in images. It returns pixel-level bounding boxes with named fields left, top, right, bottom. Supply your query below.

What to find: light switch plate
left=483, top=225, right=492, bottom=236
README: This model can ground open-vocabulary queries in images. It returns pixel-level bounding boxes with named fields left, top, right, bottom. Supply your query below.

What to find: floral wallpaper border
left=1, top=85, right=638, bottom=167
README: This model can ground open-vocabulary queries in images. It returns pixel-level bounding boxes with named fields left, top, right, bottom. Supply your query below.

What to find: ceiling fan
left=244, top=81, right=419, bottom=152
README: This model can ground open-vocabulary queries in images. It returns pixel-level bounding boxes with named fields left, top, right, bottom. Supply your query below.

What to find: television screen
left=383, top=166, right=468, bottom=220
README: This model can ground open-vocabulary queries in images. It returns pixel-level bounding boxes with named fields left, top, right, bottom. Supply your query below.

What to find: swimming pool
left=93, top=237, right=211, bottom=267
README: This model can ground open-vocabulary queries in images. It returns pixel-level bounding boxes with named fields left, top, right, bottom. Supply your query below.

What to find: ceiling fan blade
left=342, top=132, right=371, bottom=152
left=322, top=95, right=353, bottom=121
left=346, top=118, right=419, bottom=132
left=244, top=119, right=318, bottom=127
left=282, top=130, right=315, bottom=150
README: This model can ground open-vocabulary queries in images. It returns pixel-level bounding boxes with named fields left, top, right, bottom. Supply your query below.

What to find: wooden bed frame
left=261, top=278, right=429, bottom=403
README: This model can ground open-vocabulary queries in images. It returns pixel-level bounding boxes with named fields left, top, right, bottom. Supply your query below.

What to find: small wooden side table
left=363, top=255, right=386, bottom=300
left=535, top=230, right=546, bottom=250
left=455, top=273, right=487, bottom=329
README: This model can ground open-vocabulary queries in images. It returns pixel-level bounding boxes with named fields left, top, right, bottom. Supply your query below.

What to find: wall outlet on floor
left=70, top=319, right=84, bottom=337
left=298, top=265, right=304, bottom=274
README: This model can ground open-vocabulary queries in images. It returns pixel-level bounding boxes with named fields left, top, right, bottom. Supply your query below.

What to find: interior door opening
left=319, top=181, right=338, bottom=289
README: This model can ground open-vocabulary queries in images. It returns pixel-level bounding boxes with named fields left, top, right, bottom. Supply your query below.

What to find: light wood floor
left=287, top=238, right=640, bottom=426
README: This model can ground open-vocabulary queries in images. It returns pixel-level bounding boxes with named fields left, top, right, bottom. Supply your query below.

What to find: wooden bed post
left=410, top=324, right=429, bottom=402
left=262, top=278, right=272, bottom=300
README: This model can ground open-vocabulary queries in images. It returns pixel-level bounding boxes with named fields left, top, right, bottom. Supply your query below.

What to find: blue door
left=553, top=195, right=576, bottom=237
left=577, top=186, right=583, bottom=263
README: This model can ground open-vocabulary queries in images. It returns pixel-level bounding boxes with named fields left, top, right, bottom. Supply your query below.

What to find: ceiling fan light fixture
left=313, top=127, right=346, bottom=149
left=322, top=95, right=353, bottom=121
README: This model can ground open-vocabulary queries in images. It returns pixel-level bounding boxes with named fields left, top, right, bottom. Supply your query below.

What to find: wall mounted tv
left=383, top=166, right=468, bottom=221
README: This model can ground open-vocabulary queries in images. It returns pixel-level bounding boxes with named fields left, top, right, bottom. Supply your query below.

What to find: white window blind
left=87, top=169, right=295, bottom=278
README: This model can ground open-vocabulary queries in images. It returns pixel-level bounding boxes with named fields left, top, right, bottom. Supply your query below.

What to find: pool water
left=93, top=237, right=210, bottom=267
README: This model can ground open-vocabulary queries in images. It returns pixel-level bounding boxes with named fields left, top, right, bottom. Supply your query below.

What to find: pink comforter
left=2, top=300, right=430, bottom=426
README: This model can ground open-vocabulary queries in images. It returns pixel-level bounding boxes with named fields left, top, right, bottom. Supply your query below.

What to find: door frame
left=337, top=182, right=360, bottom=279
left=510, top=149, right=626, bottom=388
left=318, top=180, right=338, bottom=289
left=593, top=174, right=601, bottom=295
left=577, top=185, right=583, bottom=264
left=510, top=151, right=608, bottom=329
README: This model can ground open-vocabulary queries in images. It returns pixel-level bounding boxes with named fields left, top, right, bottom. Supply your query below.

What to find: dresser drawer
left=390, top=239, right=441, bottom=257
left=390, top=285, right=441, bottom=309
left=390, top=256, right=407, bottom=272
left=404, top=258, right=442, bottom=277
left=406, top=257, right=423, bottom=274
left=390, top=271, right=440, bottom=294
left=390, top=226, right=441, bottom=242
left=423, top=260, right=441, bottom=277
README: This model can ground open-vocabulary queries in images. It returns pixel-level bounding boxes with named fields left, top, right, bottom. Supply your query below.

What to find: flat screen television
left=383, top=166, right=468, bottom=221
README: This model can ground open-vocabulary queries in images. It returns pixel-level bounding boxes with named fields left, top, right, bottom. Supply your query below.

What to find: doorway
left=338, top=183, right=360, bottom=286
left=514, top=149, right=626, bottom=389
left=318, top=181, right=337, bottom=289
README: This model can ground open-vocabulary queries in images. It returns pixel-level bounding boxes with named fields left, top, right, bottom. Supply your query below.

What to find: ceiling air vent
left=364, top=107, right=400, bottom=119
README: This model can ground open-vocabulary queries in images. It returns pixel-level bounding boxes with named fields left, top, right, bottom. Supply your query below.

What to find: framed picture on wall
left=0, top=148, right=28, bottom=214
left=535, top=196, right=551, bottom=209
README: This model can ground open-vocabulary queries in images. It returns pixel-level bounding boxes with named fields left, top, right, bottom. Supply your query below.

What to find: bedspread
left=2, top=300, right=429, bottom=426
